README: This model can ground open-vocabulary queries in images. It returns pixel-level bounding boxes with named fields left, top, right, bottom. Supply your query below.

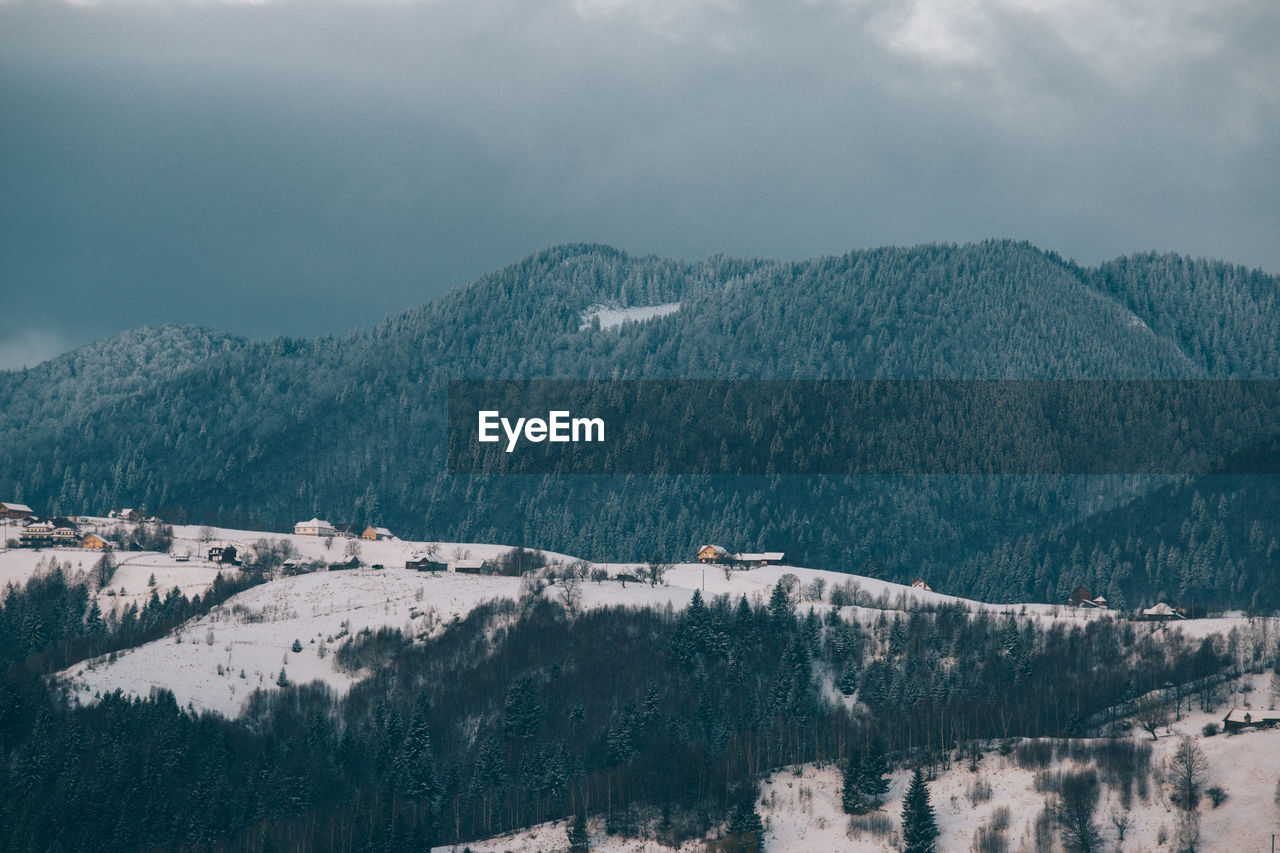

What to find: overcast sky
left=1, top=0, right=1277, bottom=368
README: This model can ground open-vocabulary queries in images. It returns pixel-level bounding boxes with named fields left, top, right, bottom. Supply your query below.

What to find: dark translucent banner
left=447, top=380, right=1280, bottom=475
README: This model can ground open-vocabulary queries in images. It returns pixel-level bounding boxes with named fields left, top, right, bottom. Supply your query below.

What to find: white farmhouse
left=293, top=518, right=337, bottom=537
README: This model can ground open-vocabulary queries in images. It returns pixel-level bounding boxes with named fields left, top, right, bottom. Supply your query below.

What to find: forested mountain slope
left=0, top=325, right=247, bottom=442
left=2, top=241, right=1277, bottom=607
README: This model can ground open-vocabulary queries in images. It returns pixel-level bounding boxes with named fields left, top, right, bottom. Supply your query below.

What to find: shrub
left=1015, top=740, right=1056, bottom=770
left=967, top=777, right=993, bottom=806
left=1201, top=722, right=1219, bottom=737
left=972, top=825, right=1008, bottom=853
left=847, top=811, right=894, bottom=840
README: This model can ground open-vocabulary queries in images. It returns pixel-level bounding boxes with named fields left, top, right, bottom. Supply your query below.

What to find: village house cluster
left=1, top=502, right=166, bottom=551
left=0, top=501, right=1233, bottom=624
left=1068, top=584, right=1187, bottom=621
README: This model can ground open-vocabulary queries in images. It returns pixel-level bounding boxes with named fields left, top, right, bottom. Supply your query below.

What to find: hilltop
left=2, top=242, right=1279, bottom=609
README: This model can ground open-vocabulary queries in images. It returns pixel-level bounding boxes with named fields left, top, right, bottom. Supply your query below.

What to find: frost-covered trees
left=395, top=693, right=439, bottom=806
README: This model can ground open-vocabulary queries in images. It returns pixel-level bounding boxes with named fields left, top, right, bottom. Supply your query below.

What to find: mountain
left=2, top=241, right=1278, bottom=607
left=0, top=324, right=247, bottom=442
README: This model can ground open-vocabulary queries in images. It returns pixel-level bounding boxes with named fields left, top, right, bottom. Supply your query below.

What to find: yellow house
left=362, top=526, right=395, bottom=541
left=697, top=545, right=729, bottom=563
left=82, top=533, right=109, bottom=550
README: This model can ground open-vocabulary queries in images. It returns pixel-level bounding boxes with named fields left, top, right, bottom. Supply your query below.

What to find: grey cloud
left=1, top=0, right=1276, bottom=361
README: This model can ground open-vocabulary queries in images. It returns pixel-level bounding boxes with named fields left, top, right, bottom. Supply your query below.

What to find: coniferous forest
left=3, top=242, right=1280, bottom=611
left=2, top=242, right=1280, bottom=851
left=1, top=563, right=1262, bottom=851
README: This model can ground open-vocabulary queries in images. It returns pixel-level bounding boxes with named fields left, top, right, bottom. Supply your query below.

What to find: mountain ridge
left=3, top=240, right=1278, bottom=608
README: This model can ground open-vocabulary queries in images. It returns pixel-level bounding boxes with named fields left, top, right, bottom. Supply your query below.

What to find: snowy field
left=46, top=519, right=1269, bottom=719
left=580, top=302, right=682, bottom=330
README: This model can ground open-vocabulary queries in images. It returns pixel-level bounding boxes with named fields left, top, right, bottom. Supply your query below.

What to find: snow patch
left=580, top=302, right=681, bottom=330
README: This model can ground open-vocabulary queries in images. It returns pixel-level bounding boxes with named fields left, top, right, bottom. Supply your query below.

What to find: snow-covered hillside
left=436, top=672, right=1280, bottom=853
left=18, top=517, right=1278, bottom=850
left=54, top=523, right=1260, bottom=720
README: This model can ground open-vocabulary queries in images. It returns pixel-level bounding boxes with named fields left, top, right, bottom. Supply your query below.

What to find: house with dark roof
left=208, top=545, right=240, bottom=565
left=1222, top=708, right=1280, bottom=733
left=19, top=517, right=78, bottom=547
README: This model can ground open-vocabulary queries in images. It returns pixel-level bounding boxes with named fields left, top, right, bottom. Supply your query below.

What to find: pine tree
left=395, top=693, right=439, bottom=803
left=901, top=768, right=939, bottom=853
left=888, top=615, right=906, bottom=656
left=837, top=655, right=859, bottom=695
left=277, top=668, right=289, bottom=687
left=842, top=753, right=867, bottom=814
left=568, top=812, right=589, bottom=852
left=86, top=598, right=105, bottom=635
left=768, top=582, right=792, bottom=630
left=503, top=675, right=542, bottom=741
left=724, top=792, right=763, bottom=853
left=842, top=747, right=889, bottom=814
left=291, top=638, right=303, bottom=653
left=860, top=746, right=890, bottom=809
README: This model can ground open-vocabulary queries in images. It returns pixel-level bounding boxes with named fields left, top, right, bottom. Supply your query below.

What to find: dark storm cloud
left=1, top=0, right=1277, bottom=367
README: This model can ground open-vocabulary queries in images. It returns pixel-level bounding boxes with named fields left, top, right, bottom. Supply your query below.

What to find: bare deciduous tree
left=1137, top=707, right=1168, bottom=741
left=1110, top=809, right=1129, bottom=841
left=1169, top=736, right=1208, bottom=811
left=805, top=577, right=826, bottom=602
left=644, top=561, right=669, bottom=587
left=559, top=572, right=582, bottom=613
left=1050, top=770, right=1103, bottom=853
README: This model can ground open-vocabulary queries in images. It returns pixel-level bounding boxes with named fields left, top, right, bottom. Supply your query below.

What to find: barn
left=0, top=502, right=34, bottom=520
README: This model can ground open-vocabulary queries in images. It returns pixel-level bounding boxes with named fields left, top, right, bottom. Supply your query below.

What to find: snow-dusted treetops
left=2, top=242, right=1279, bottom=610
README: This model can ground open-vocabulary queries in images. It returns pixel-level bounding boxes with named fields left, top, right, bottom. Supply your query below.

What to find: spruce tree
left=395, top=693, right=438, bottom=803
left=901, top=768, right=939, bottom=853
left=768, top=582, right=792, bottom=630
left=568, top=812, right=589, bottom=852
left=842, top=746, right=889, bottom=814
left=837, top=655, right=859, bottom=695
left=860, top=746, right=890, bottom=809
left=725, top=793, right=763, bottom=853
left=842, top=753, right=867, bottom=814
